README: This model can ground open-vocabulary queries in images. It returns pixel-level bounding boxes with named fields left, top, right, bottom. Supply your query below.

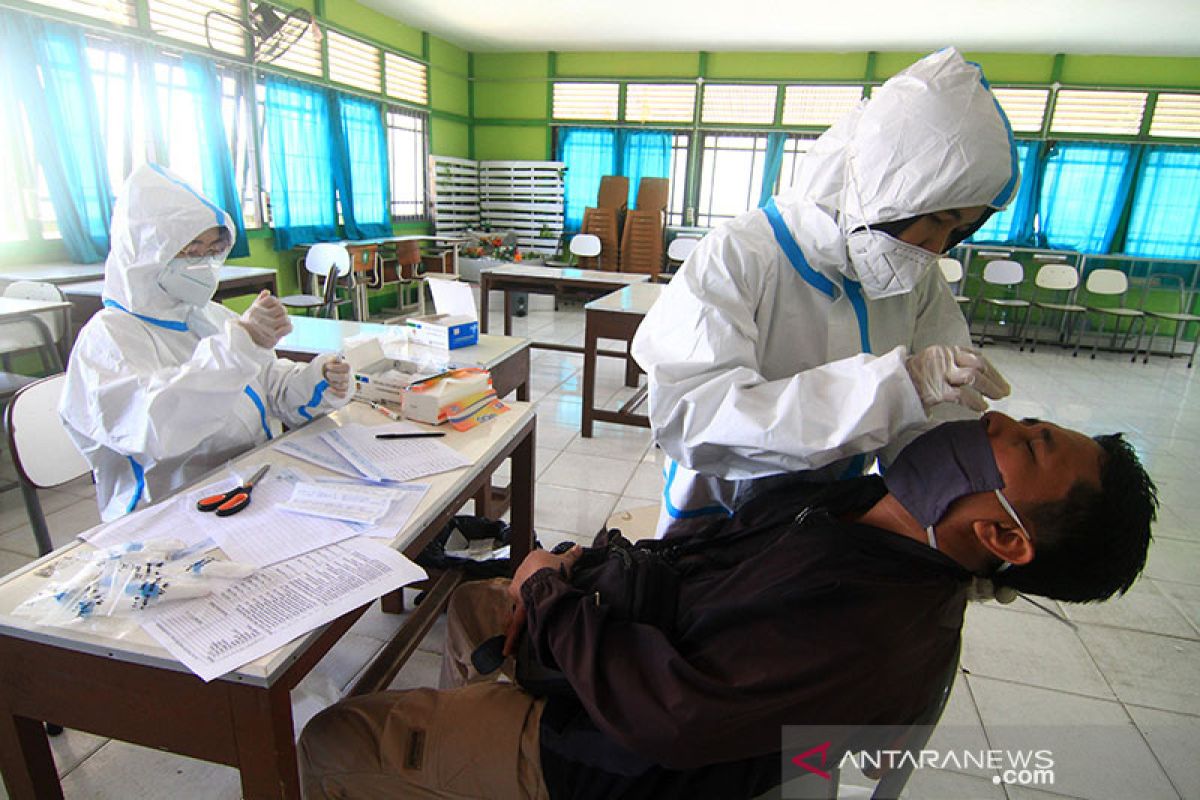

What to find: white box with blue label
left=405, top=314, right=479, bottom=350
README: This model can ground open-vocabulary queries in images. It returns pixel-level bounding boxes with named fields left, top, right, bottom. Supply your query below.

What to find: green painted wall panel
left=474, top=52, right=550, bottom=80
left=474, top=81, right=547, bottom=119
left=1060, top=55, right=1200, bottom=88
left=474, top=126, right=549, bottom=161
left=429, top=36, right=469, bottom=75
left=431, top=118, right=470, bottom=157
left=706, top=52, right=869, bottom=81
left=554, top=52, right=699, bottom=78
left=430, top=67, right=469, bottom=115
left=960, top=52, right=1058, bottom=84
left=870, top=51, right=932, bottom=79
left=323, top=0, right=423, bottom=55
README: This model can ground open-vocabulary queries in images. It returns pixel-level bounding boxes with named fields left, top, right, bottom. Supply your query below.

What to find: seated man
left=299, top=412, right=1156, bottom=800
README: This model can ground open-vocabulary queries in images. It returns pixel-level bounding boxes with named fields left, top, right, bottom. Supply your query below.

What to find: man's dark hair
left=994, top=433, right=1156, bottom=603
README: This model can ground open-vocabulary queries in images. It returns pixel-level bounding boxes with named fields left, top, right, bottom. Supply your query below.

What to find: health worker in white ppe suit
left=61, top=164, right=353, bottom=521
left=632, top=48, right=1015, bottom=538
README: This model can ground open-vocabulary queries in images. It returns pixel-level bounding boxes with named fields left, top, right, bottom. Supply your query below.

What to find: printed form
left=141, top=538, right=426, bottom=682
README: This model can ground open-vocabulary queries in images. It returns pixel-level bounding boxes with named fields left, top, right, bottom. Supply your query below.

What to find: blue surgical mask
left=884, top=419, right=1029, bottom=553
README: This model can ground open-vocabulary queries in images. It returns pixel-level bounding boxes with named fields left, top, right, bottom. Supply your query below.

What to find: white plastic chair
left=569, top=233, right=603, bottom=268
left=281, top=244, right=352, bottom=318
left=1139, top=273, right=1200, bottom=368
left=1, top=281, right=70, bottom=369
left=5, top=374, right=91, bottom=556
left=1021, top=263, right=1086, bottom=353
left=1075, top=268, right=1147, bottom=360
left=666, top=237, right=701, bottom=275
left=970, top=259, right=1030, bottom=346
left=937, top=257, right=970, bottom=307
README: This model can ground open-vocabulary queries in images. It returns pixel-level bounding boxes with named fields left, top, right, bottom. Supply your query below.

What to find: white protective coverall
left=631, top=48, right=1019, bottom=537
left=61, top=165, right=350, bottom=521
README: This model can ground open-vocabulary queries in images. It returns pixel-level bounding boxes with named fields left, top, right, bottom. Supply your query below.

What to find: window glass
left=696, top=133, right=768, bottom=227
left=387, top=108, right=427, bottom=219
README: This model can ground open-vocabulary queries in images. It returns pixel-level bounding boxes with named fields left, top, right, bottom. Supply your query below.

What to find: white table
left=479, top=264, right=650, bottom=351
left=275, top=318, right=532, bottom=401
left=0, top=400, right=536, bottom=799
left=0, top=296, right=74, bottom=367
left=0, top=263, right=106, bottom=286
left=581, top=284, right=664, bottom=436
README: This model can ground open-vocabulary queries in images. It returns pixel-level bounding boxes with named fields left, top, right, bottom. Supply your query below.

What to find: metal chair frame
left=1073, top=268, right=1147, bottom=361
left=970, top=259, right=1031, bottom=346
left=1021, top=263, right=1087, bottom=353
left=1137, top=272, right=1200, bottom=368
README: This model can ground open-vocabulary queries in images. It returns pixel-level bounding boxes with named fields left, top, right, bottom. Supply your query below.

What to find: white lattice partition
left=430, top=156, right=480, bottom=239
left=478, top=161, right=566, bottom=256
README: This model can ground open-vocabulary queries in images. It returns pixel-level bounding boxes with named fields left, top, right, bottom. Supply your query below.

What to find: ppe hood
left=103, top=164, right=234, bottom=320
left=779, top=47, right=1019, bottom=234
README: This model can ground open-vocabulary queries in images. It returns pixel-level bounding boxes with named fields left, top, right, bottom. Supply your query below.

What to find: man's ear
left=971, top=520, right=1035, bottom=566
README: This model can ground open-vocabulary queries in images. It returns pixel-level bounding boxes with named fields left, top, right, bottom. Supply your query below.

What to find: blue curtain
left=0, top=12, right=112, bottom=262
left=182, top=55, right=249, bottom=256
left=331, top=93, right=392, bottom=240
left=264, top=76, right=340, bottom=250
left=1124, top=145, right=1200, bottom=260
left=1038, top=142, right=1139, bottom=253
left=557, top=128, right=617, bottom=231
left=969, top=140, right=1042, bottom=245
left=757, top=132, right=787, bottom=208
left=618, top=129, right=671, bottom=210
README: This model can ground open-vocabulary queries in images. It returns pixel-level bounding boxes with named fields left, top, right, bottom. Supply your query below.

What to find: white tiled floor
left=2, top=296, right=1199, bottom=799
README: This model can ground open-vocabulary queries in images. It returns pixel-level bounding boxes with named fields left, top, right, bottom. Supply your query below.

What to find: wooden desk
left=581, top=284, right=663, bottom=437
left=0, top=297, right=73, bottom=366
left=0, top=263, right=106, bottom=286
left=275, top=317, right=532, bottom=401
left=479, top=264, right=649, bottom=352
left=62, top=267, right=279, bottom=331
left=0, top=401, right=536, bottom=800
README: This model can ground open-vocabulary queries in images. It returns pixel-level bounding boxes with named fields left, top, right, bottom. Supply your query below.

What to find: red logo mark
left=791, top=741, right=832, bottom=780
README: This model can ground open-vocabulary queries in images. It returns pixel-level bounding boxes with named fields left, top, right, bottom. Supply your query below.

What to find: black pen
left=375, top=432, right=446, bottom=439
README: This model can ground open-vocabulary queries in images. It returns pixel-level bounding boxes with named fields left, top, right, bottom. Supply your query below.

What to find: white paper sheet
left=180, top=471, right=364, bottom=567
left=429, top=278, right=479, bottom=319
left=141, top=539, right=426, bottom=682
left=273, top=436, right=364, bottom=480
left=80, top=492, right=213, bottom=550
left=279, top=482, right=394, bottom=525
left=320, top=423, right=470, bottom=483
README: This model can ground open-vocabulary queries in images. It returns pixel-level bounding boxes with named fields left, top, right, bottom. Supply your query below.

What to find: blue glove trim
left=661, top=459, right=734, bottom=520
left=125, top=456, right=145, bottom=515
left=297, top=379, right=329, bottom=421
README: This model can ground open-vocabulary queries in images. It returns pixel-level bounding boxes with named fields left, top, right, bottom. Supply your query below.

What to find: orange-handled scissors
left=196, top=465, right=271, bottom=517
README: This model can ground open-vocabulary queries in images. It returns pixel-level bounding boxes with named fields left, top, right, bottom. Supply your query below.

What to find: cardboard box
left=406, top=313, right=479, bottom=350
left=344, top=339, right=416, bottom=404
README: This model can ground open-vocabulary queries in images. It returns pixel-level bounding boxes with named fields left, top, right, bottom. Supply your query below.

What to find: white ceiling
left=358, top=0, right=1200, bottom=57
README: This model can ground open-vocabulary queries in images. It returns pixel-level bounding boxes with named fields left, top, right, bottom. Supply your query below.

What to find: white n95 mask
left=158, top=257, right=220, bottom=307
left=844, top=228, right=937, bottom=300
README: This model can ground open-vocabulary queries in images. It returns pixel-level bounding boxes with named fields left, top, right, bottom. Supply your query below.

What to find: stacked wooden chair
left=579, top=176, right=627, bottom=270
left=621, top=178, right=669, bottom=278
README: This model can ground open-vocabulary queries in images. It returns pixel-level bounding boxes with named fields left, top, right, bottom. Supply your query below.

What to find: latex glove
left=905, top=345, right=1010, bottom=413
left=238, top=290, right=293, bottom=349
left=323, top=356, right=352, bottom=398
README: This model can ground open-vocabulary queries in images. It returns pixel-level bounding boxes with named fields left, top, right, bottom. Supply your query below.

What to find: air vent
left=781, top=85, right=862, bottom=127
left=625, top=83, right=696, bottom=123
left=702, top=84, right=778, bottom=125
left=1050, top=89, right=1147, bottom=136
left=552, top=83, right=619, bottom=121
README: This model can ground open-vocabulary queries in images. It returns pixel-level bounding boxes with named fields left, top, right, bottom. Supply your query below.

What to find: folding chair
left=5, top=374, right=91, bottom=556
left=1021, top=263, right=1086, bottom=353
left=281, top=243, right=353, bottom=319
left=936, top=257, right=970, bottom=308
left=1074, top=268, right=1147, bottom=361
left=1138, top=273, right=1200, bottom=368
left=970, top=259, right=1030, bottom=346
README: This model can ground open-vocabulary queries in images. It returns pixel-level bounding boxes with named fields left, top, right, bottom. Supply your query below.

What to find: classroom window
left=667, top=133, right=689, bottom=226
left=1050, top=89, right=1148, bottom=137
left=774, top=134, right=818, bottom=195
left=552, top=83, right=620, bottom=122
left=387, top=107, right=427, bottom=219
left=701, top=85, right=778, bottom=125
left=146, top=0, right=246, bottom=58
left=991, top=88, right=1050, bottom=134
left=384, top=52, right=428, bottom=105
left=781, top=85, right=862, bottom=127
left=328, top=29, right=382, bottom=94
left=24, top=0, right=137, bottom=28
left=696, top=133, right=769, bottom=227
left=625, top=84, right=696, bottom=124
left=1038, top=142, right=1134, bottom=252
left=1148, top=93, right=1200, bottom=139
left=1124, top=146, right=1200, bottom=260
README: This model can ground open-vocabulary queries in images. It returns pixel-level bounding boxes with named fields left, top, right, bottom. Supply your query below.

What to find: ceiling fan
left=204, top=2, right=320, bottom=64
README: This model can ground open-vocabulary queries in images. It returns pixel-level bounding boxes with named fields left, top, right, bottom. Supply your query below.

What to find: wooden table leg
left=479, top=276, right=491, bottom=334
left=582, top=311, right=599, bottom=439
left=228, top=684, right=302, bottom=800
left=0, top=709, right=61, bottom=800
left=503, top=289, right=514, bottom=336
left=509, top=422, right=536, bottom=567
left=624, top=344, right=640, bottom=387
